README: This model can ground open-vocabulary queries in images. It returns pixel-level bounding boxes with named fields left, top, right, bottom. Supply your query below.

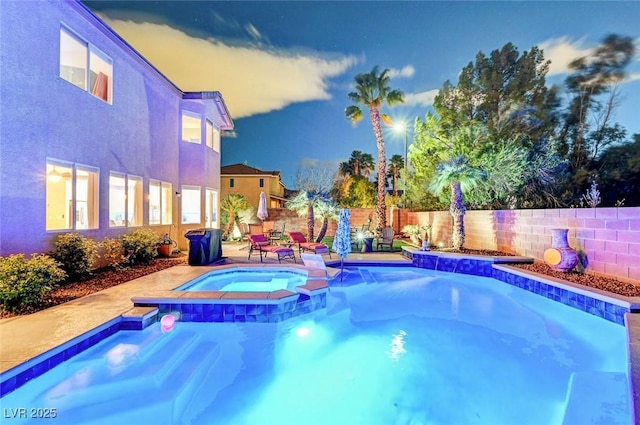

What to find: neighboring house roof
left=221, top=163, right=281, bottom=177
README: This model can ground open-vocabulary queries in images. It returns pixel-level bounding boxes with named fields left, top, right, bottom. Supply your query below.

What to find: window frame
left=59, top=26, right=113, bottom=104
left=181, top=111, right=202, bottom=144
left=46, top=159, right=99, bottom=231
left=181, top=185, right=202, bottom=224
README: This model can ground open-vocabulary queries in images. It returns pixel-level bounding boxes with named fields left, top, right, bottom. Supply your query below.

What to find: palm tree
left=285, top=190, right=332, bottom=242
left=387, top=154, right=405, bottom=196
left=429, top=155, right=484, bottom=250
left=220, top=193, right=251, bottom=238
left=346, top=66, right=404, bottom=232
left=360, top=153, right=375, bottom=178
left=313, top=200, right=340, bottom=242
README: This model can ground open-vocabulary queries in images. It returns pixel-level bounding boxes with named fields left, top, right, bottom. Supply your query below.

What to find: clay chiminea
left=544, top=229, right=579, bottom=272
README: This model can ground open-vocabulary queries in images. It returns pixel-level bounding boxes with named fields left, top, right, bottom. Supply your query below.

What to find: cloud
left=100, top=18, right=359, bottom=118
left=538, top=36, right=592, bottom=76
left=388, top=65, right=415, bottom=79
left=402, top=89, right=439, bottom=107
left=627, top=72, right=640, bottom=83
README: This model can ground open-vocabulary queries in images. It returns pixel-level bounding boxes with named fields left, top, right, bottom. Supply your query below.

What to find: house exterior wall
left=220, top=174, right=285, bottom=211
left=0, top=0, right=230, bottom=255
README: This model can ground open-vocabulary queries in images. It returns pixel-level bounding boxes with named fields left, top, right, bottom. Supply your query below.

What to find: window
left=213, top=126, right=221, bottom=152
left=109, top=173, right=143, bottom=227
left=109, top=173, right=126, bottom=227
left=181, top=186, right=201, bottom=224
left=46, top=160, right=99, bottom=231
left=182, top=112, right=201, bottom=143
left=59, top=27, right=112, bottom=103
left=205, top=189, right=219, bottom=229
left=149, top=180, right=173, bottom=225
left=229, top=178, right=234, bottom=188
left=259, top=178, right=264, bottom=188
left=206, top=120, right=213, bottom=149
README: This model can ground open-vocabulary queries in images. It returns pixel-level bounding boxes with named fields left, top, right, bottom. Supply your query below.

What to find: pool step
left=562, top=371, right=630, bottom=425
left=359, top=269, right=378, bottom=285
left=44, top=329, right=210, bottom=418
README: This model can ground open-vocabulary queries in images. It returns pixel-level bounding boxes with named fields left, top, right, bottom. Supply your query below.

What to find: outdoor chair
left=288, top=232, right=331, bottom=258
left=248, top=234, right=296, bottom=263
left=376, top=227, right=395, bottom=251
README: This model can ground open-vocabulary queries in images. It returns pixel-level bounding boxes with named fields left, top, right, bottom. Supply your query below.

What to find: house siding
left=0, top=0, right=230, bottom=255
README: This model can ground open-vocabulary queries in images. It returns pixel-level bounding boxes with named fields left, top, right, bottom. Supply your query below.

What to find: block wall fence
left=266, top=206, right=639, bottom=283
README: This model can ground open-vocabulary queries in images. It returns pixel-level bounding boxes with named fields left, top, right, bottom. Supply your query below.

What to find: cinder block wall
left=409, top=207, right=640, bottom=282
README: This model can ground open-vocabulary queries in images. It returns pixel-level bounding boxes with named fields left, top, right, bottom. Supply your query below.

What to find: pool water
left=1, top=267, right=630, bottom=424
left=176, top=270, right=306, bottom=292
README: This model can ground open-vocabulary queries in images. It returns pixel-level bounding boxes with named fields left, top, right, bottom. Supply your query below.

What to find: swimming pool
left=175, top=269, right=307, bottom=292
left=0, top=267, right=630, bottom=424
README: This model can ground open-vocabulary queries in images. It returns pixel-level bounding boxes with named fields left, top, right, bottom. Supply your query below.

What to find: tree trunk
left=450, top=182, right=466, bottom=249
left=316, top=218, right=329, bottom=243
left=306, top=204, right=315, bottom=241
left=369, top=107, right=387, bottom=232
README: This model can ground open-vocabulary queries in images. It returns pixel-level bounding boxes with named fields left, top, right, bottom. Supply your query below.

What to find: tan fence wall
left=409, top=207, right=640, bottom=282
left=266, top=206, right=639, bottom=282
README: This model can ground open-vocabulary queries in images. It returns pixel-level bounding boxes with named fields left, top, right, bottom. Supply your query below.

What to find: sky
left=83, top=1, right=640, bottom=189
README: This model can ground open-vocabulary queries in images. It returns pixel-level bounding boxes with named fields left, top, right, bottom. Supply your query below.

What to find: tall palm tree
left=220, top=193, right=251, bottom=238
left=387, top=154, right=405, bottom=196
left=346, top=66, right=404, bottom=232
left=429, top=155, right=484, bottom=250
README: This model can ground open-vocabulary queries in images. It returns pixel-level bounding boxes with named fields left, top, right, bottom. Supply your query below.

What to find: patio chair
left=376, top=227, right=395, bottom=251
left=268, top=222, right=286, bottom=244
left=288, top=231, right=331, bottom=258
left=248, top=234, right=296, bottom=263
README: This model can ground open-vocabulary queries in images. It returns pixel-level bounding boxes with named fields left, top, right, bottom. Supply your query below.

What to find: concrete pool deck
left=0, top=241, right=410, bottom=374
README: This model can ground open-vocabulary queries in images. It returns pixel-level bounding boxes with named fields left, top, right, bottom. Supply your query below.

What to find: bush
left=50, top=233, right=98, bottom=281
left=100, top=237, right=127, bottom=269
left=0, top=254, right=66, bottom=313
left=121, top=228, right=159, bottom=264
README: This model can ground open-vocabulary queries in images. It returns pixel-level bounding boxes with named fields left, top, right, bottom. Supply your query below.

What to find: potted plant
left=401, top=224, right=431, bottom=247
left=157, top=233, right=176, bottom=258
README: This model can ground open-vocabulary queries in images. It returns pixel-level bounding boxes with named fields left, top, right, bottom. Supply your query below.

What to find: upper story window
left=182, top=112, right=201, bottom=143
left=259, top=178, right=264, bottom=188
left=229, top=178, right=235, bottom=188
left=206, top=120, right=221, bottom=152
left=59, top=27, right=112, bottom=104
left=46, top=160, right=99, bottom=231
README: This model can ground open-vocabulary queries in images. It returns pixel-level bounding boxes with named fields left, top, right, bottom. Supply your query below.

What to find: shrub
left=121, top=228, right=159, bottom=264
left=0, top=254, right=66, bottom=313
left=50, top=233, right=98, bottom=281
left=100, top=237, right=127, bottom=269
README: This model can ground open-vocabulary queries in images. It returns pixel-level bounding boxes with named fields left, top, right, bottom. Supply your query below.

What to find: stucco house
left=0, top=0, right=233, bottom=255
left=220, top=164, right=289, bottom=211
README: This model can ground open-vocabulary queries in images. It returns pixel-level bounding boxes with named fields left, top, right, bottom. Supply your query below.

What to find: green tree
left=220, top=193, right=251, bottom=238
left=346, top=66, right=404, bottom=232
left=429, top=155, right=484, bottom=250
left=559, top=34, right=636, bottom=203
left=429, top=42, right=561, bottom=208
left=597, top=133, right=640, bottom=206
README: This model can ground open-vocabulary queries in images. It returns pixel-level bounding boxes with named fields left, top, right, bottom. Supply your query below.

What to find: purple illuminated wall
left=0, top=0, right=229, bottom=256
